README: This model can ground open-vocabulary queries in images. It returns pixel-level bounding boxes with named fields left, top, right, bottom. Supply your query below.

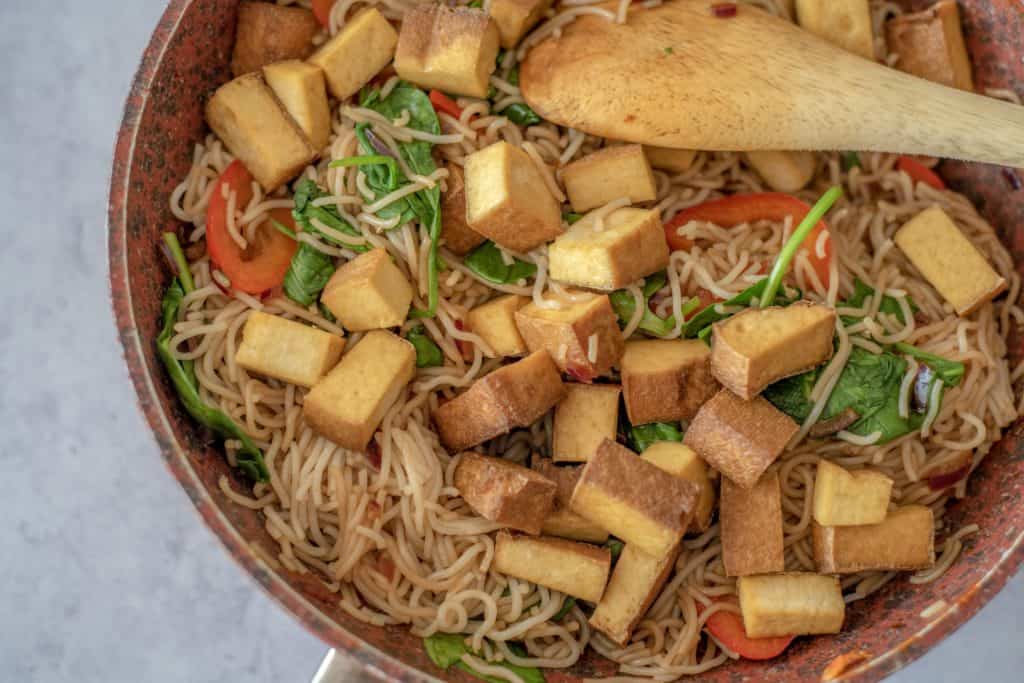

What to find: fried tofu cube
left=231, top=1, right=318, bottom=77
left=235, top=311, right=345, bottom=388
left=742, top=151, right=817, bottom=193
left=493, top=532, right=611, bottom=603
left=813, top=461, right=893, bottom=527
left=466, top=295, right=529, bottom=358
left=440, top=164, right=486, bottom=256
left=434, top=350, right=565, bottom=451
left=561, top=145, right=657, bottom=213
left=515, top=294, right=625, bottom=378
left=454, top=452, right=556, bottom=534
left=643, top=146, right=697, bottom=173
left=570, top=439, right=698, bottom=558
left=303, top=330, right=415, bottom=451
left=532, top=458, right=609, bottom=542
left=205, top=72, right=318, bottom=192
left=621, top=339, right=719, bottom=424
left=721, top=473, right=784, bottom=577
left=552, top=384, right=621, bottom=463
left=711, top=302, right=836, bottom=400
left=490, top=0, right=553, bottom=48
left=263, top=60, right=331, bottom=151
left=738, top=573, right=845, bottom=638
left=641, top=442, right=715, bottom=533
left=320, top=248, right=412, bottom=331
left=590, top=542, right=680, bottom=645
left=548, top=208, right=669, bottom=291
left=886, top=1, right=974, bottom=92
left=394, top=4, right=500, bottom=98
left=813, top=505, right=935, bottom=574
left=464, top=141, right=562, bottom=252
left=684, top=390, right=798, bottom=489
left=795, top=0, right=874, bottom=60
left=308, top=8, right=399, bottom=100
left=894, top=206, right=1006, bottom=316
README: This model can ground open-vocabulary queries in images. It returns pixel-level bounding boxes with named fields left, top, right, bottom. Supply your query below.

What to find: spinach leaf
left=552, top=597, right=576, bottom=621
left=629, top=422, right=684, bottom=453
left=318, top=302, right=337, bottom=324
left=292, top=178, right=369, bottom=251
left=609, top=272, right=695, bottom=338
left=841, top=152, right=862, bottom=171
left=423, top=634, right=545, bottom=683
left=763, top=370, right=818, bottom=423
left=283, top=243, right=335, bottom=307
left=501, top=103, right=542, bottom=127
left=893, top=342, right=965, bottom=387
left=464, top=241, right=537, bottom=284
left=562, top=212, right=584, bottom=225
left=605, top=538, right=624, bottom=562
left=468, top=0, right=483, bottom=7
left=839, top=279, right=917, bottom=326
left=406, top=325, right=444, bottom=368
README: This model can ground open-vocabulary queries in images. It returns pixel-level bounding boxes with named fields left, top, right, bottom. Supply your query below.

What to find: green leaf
left=468, top=0, right=483, bottom=7
left=552, top=597, right=576, bottom=621
left=605, top=538, right=624, bottom=562
left=609, top=272, right=686, bottom=338
left=562, top=212, right=584, bottom=225
left=283, top=243, right=336, bottom=307
left=423, top=634, right=545, bottom=683
left=762, top=370, right=818, bottom=423
left=464, top=241, right=537, bottom=284
left=841, top=152, right=861, bottom=171
left=840, top=279, right=917, bottom=326
left=162, top=232, right=194, bottom=292
left=629, top=422, right=684, bottom=452
left=500, top=102, right=542, bottom=126
left=318, top=302, right=337, bottom=324
left=892, top=342, right=964, bottom=387
left=406, top=325, right=444, bottom=368
left=292, top=179, right=369, bottom=251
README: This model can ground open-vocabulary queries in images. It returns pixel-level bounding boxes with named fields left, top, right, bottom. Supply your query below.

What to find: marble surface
left=0, top=1, right=1020, bottom=681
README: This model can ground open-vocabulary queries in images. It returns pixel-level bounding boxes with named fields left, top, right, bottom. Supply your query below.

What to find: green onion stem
left=162, top=232, right=195, bottom=294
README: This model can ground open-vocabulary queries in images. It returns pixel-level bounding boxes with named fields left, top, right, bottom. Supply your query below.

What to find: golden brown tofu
left=303, top=330, right=415, bottom=451
left=464, top=141, right=562, bottom=252
left=589, top=542, right=680, bottom=645
left=394, top=4, right=500, bottom=98
left=454, top=452, right=556, bottom=534
left=720, top=473, right=784, bottom=577
left=886, top=1, right=974, bottom=92
left=641, top=442, right=715, bottom=533
left=795, top=0, right=874, bottom=60
left=531, top=458, right=609, bottom=542
left=620, top=339, right=718, bottom=425
left=466, top=294, right=529, bottom=358
left=514, top=295, right=624, bottom=379
left=235, top=311, right=345, bottom=388
left=493, top=532, right=611, bottom=603
left=813, top=460, right=892, bottom=527
left=490, top=0, right=552, bottom=48
left=552, top=383, right=621, bottom=463
left=561, top=145, right=657, bottom=213
left=263, top=60, right=331, bottom=151
left=684, top=390, right=798, bottom=489
left=308, top=8, right=399, bottom=100
left=571, top=439, right=698, bottom=558
left=743, top=151, right=817, bottom=192
left=434, top=350, right=565, bottom=451
left=205, top=72, right=317, bottom=192
left=440, top=164, right=486, bottom=256
left=643, top=146, right=697, bottom=173
left=738, top=573, right=845, bottom=638
left=231, top=2, right=318, bottom=77
left=320, top=248, right=413, bottom=331
left=711, top=302, right=836, bottom=400
left=813, top=505, right=935, bottom=574
left=547, top=208, right=669, bottom=291
left=894, top=206, right=1006, bottom=316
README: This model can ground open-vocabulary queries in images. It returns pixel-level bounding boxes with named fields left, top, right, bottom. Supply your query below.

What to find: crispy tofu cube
left=263, top=60, right=331, bottom=151
left=231, top=2, right=318, bottom=77
left=886, top=1, right=974, bottom=92
left=454, top=452, right=556, bottom=534
left=548, top=208, right=669, bottom=291
left=466, top=295, right=529, bottom=358
left=570, top=439, right=698, bottom=558
left=552, top=384, right=621, bottom=463
left=894, top=206, right=1006, bottom=316
left=641, top=442, right=715, bottom=533
left=394, top=4, right=500, bottom=98
left=532, top=458, right=609, bottom=542
left=320, top=248, right=413, bottom=331
left=464, top=141, right=562, bottom=252
left=684, top=390, right=798, bottom=489
left=490, top=0, right=553, bottom=48
left=796, top=0, right=874, bottom=60
left=742, top=151, right=817, bottom=192
left=643, top=146, right=697, bottom=173
left=205, top=72, right=317, bottom=192
left=813, top=461, right=892, bottom=527
left=561, top=145, right=657, bottom=213
left=515, top=295, right=624, bottom=378
left=711, top=302, right=836, bottom=400
left=590, top=542, right=680, bottom=645
left=434, top=350, right=565, bottom=451
left=621, top=339, right=719, bottom=424
left=738, top=573, right=845, bottom=638
left=721, top=473, right=784, bottom=577
left=493, top=532, right=611, bottom=603
left=308, top=8, right=399, bottom=100
left=303, top=330, right=415, bottom=451
left=813, top=505, right=935, bottom=574
left=235, top=311, right=345, bottom=388
left=440, top=164, right=486, bottom=256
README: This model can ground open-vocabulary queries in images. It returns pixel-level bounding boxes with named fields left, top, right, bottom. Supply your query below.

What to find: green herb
left=562, top=212, right=584, bottom=225
left=292, top=178, right=369, bottom=251
left=629, top=422, right=684, bottom=452
left=605, top=538, right=624, bottom=562
left=423, top=634, right=545, bottom=683
left=841, top=152, right=861, bottom=171
left=283, top=243, right=336, bottom=307
left=406, top=325, right=444, bottom=368
left=501, top=102, right=542, bottom=127
left=318, top=302, right=337, bottom=323
left=682, top=280, right=801, bottom=339
left=893, top=342, right=965, bottom=387
left=468, top=0, right=483, bottom=7
left=839, top=279, right=917, bottom=326
left=358, top=84, right=380, bottom=107
left=161, top=232, right=194, bottom=292
left=552, top=597, right=576, bottom=621
left=464, top=241, right=537, bottom=284
left=610, top=272, right=695, bottom=338
left=487, top=84, right=499, bottom=100
left=268, top=217, right=297, bottom=241
left=507, top=64, right=520, bottom=87
left=664, top=46, right=674, bottom=55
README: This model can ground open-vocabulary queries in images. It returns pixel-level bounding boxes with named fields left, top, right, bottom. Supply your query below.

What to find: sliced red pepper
left=312, top=0, right=334, bottom=27
left=697, top=601, right=795, bottom=660
left=429, top=90, right=464, bottom=120
left=897, top=156, right=946, bottom=190
left=565, top=365, right=596, bottom=384
left=453, top=319, right=474, bottom=360
left=206, top=161, right=298, bottom=294
left=664, top=192, right=833, bottom=288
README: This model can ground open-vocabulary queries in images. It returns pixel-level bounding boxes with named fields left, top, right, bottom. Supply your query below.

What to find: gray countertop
left=1, top=1, right=1020, bottom=681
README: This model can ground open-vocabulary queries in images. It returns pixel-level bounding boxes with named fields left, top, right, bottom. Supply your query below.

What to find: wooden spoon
left=519, top=1, right=1024, bottom=166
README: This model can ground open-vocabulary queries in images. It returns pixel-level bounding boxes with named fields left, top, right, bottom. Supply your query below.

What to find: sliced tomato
left=697, top=601, right=795, bottom=660
left=206, top=161, right=298, bottom=294
left=429, top=90, right=464, bottom=119
left=897, top=156, right=946, bottom=190
left=312, top=0, right=334, bottom=26
left=664, top=193, right=833, bottom=287
left=453, top=319, right=474, bottom=360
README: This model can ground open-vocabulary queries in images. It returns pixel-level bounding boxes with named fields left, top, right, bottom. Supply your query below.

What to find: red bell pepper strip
left=429, top=90, right=464, bottom=120
left=896, top=156, right=946, bottom=190
left=312, top=0, right=334, bottom=27
left=697, top=601, right=795, bottom=660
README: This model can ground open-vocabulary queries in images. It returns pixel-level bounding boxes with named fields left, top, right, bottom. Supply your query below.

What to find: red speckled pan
left=108, top=1, right=1024, bottom=681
